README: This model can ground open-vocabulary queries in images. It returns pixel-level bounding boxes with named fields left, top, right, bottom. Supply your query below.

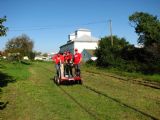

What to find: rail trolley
left=54, top=63, right=82, bottom=85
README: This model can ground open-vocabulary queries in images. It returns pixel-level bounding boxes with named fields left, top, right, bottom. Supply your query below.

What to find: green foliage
left=95, top=12, right=160, bottom=74
left=95, top=36, right=130, bottom=67
left=0, top=16, right=8, bottom=37
left=28, top=51, right=36, bottom=60
left=129, top=12, right=160, bottom=73
left=5, top=34, right=34, bottom=60
left=42, top=53, right=48, bottom=57
left=6, top=53, right=21, bottom=61
left=86, top=59, right=96, bottom=66
left=34, top=51, right=42, bottom=56
left=129, top=12, right=160, bottom=47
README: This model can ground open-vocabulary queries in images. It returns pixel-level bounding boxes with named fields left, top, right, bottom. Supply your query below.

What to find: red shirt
left=74, top=53, right=82, bottom=64
left=65, top=53, right=72, bottom=62
left=52, top=54, right=57, bottom=61
left=52, top=54, right=64, bottom=64
left=64, top=55, right=67, bottom=61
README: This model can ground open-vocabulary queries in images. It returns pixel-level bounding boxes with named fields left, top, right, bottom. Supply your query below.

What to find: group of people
left=52, top=48, right=82, bottom=78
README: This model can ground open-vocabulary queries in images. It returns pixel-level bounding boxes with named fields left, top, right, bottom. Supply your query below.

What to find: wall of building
left=60, top=29, right=98, bottom=55
left=74, top=41, right=98, bottom=53
left=60, top=42, right=74, bottom=54
left=60, top=41, right=98, bottom=54
left=76, top=30, right=91, bottom=38
left=68, top=33, right=75, bottom=41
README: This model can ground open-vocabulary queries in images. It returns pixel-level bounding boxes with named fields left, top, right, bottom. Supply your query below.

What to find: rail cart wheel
left=56, top=77, right=61, bottom=85
left=78, top=80, right=82, bottom=85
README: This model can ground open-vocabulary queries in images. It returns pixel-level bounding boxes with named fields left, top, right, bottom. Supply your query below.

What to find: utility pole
left=109, top=19, right=113, bottom=46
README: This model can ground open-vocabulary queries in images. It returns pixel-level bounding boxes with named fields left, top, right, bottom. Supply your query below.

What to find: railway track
left=39, top=64, right=102, bottom=120
left=39, top=63, right=159, bottom=120
left=82, top=84, right=159, bottom=120
left=85, top=70, right=160, bottom=89
left=59, top=86, right=102, bottom=120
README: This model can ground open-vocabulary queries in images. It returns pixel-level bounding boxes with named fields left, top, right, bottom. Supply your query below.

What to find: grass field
left=0, top=61, right=160, bottom=120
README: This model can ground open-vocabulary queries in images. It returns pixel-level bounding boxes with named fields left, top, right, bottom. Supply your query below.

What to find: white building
left=60, top=29, right=99, bottom=55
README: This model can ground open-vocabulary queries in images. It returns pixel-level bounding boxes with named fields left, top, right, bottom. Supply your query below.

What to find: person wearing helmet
left=73, top=48, right=82, bottom=76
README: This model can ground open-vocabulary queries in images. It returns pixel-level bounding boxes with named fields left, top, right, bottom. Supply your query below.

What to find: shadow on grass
left=0, top=71, right=16, bottom=110
left=21, top=60, right=31, bottom=65
left=0, top=71, right=16, bottom=87
left=0, top=101, right=9, bottom=110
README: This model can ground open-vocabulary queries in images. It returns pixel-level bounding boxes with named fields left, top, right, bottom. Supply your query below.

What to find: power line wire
left=9, top=20, right=107, bottom=31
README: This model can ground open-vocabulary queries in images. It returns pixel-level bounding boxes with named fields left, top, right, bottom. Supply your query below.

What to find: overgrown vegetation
left=95, top=12, right=160, bottom=74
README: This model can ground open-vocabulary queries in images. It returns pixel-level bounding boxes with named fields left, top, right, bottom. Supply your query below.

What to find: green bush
left=95, top=36, right=160, bottom=74
left=86, top=59, right=96, bottom=66
left=95, top=36, right=130, bottom=67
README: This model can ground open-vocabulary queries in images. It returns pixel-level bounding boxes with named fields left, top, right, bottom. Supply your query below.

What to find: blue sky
left=0, top=0, right=160, bottom=53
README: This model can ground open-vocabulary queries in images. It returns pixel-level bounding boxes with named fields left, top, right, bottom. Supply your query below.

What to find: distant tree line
left=4, top=34, right=48, bottom=61
left=5, top=34, right=35, bottom=61
left=95, top=12, right=160, bottom=74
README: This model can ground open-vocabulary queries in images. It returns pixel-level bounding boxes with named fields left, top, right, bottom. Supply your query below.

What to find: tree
left=0, top=16, right=8, bottom=36
left=35, top=51, right=42, bottom=56
left=5, top=34, right=34, bottom=60
left=129, top=12, right=160, bottom=73
left=28, top=51, right=36, bottom=60
left=0, top=16, right=8, bottom=106
left=129, top=12, right=160, bottom=47
left=95, top=36, right=130, bottom=67
left=42, top=53, right=48, bottom=57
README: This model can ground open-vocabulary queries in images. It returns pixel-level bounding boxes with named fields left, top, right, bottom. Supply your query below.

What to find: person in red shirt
left=65, top=51, right=73, bottom=77
left=52, top=53, right=64, bottom=77
left=63, top=51, right=67, bottom=76
left=60, top=53, right=64, bottom=77
left=73, top=48, right=82, bottom=76
left=60, top=53, right=64, bottom=63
